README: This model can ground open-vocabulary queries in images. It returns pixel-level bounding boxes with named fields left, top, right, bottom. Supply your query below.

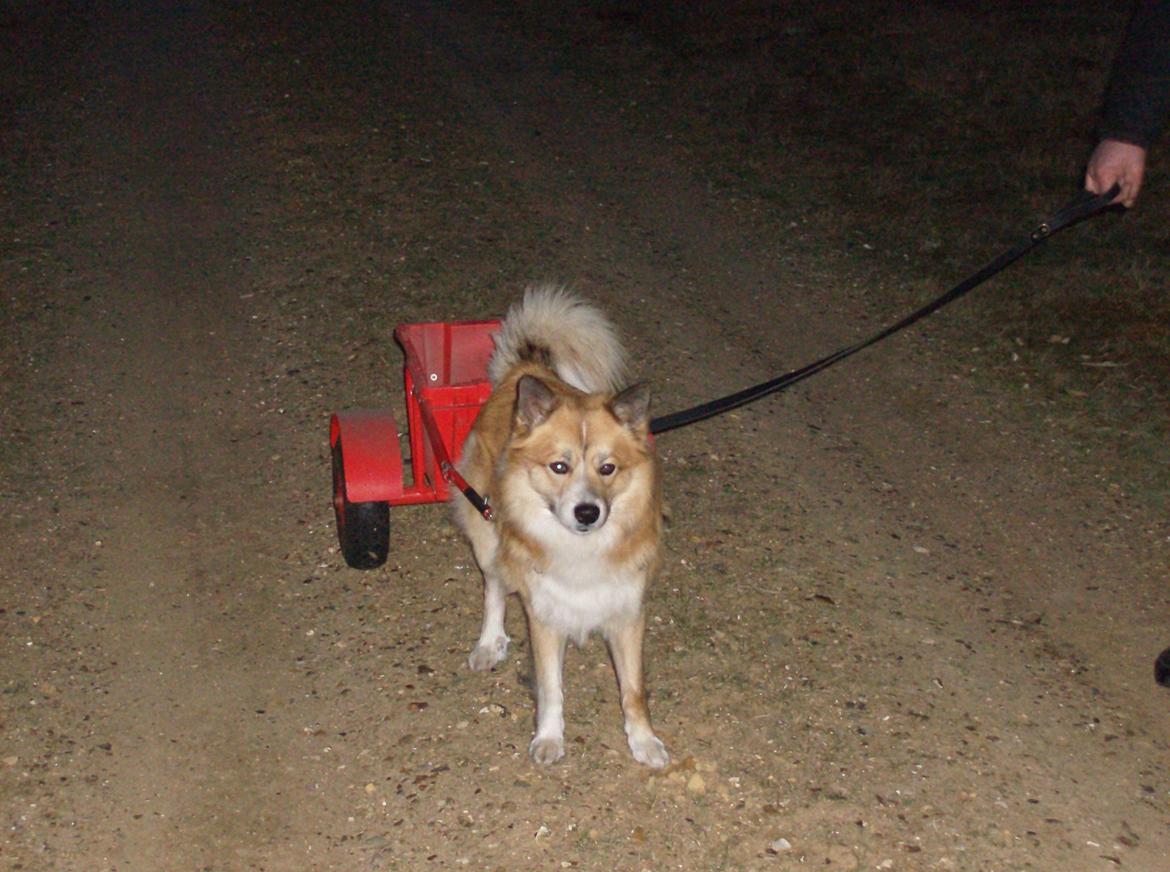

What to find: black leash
left=649, top=185, right=1120, bottom=435
left=455, top=186, right=1118, bottom=521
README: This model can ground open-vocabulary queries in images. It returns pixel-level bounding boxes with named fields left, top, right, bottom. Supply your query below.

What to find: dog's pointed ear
left=609, top=383, right=651, bottom=432
left=515, top=375, right=559, bottom=430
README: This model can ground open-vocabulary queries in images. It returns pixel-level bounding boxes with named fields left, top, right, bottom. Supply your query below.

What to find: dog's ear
left=609, top=383, right=651, bottom=432
left=515, top=375, right=559, bottom=430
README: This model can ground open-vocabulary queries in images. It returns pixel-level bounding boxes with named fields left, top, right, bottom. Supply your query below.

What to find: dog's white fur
left=486, top=285, right=627, bottom=393
left=452, top=284, right=669, bottom=768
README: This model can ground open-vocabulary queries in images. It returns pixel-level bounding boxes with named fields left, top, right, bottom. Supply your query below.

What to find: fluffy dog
left=452, top=285, right=669, bottom=768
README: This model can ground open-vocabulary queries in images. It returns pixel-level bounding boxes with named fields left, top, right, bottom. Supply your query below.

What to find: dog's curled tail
left=488, top=284, right=627, bottom=393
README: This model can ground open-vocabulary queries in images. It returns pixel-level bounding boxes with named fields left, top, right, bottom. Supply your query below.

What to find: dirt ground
left=2, top=2, right=1168, bottom=870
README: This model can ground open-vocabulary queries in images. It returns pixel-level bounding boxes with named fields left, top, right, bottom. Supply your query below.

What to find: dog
left=452, top=284, right=669, bottom=768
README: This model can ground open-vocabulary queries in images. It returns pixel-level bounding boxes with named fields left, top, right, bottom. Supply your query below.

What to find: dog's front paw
left=528, top=735, right=565, bottom=765
left=628, top=732, right=669, bottom=769
left=468, top=635, right=509, bottom=671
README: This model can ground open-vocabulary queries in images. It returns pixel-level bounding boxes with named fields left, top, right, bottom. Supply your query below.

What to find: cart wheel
left=332, top=438, right=390, bottom=569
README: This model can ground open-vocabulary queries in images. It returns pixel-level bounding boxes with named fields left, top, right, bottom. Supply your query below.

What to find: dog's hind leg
left=606, top=615, right=670, bottom=768
left=469, top=571, right=510, bottom=671
left=527, top=616, right=567, bottom=764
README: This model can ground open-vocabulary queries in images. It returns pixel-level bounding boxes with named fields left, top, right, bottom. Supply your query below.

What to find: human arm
left=1086, top=0, right=1170, bottom=206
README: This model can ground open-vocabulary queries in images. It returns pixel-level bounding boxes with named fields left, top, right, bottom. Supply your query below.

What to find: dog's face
left=505, top=376, right=653, bottom=537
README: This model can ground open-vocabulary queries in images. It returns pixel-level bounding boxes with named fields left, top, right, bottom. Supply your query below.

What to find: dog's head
left=504, top=375, right=655, bottom=537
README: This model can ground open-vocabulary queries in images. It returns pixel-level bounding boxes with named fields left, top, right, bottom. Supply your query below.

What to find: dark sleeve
left=1099, top=0, right=1170, bottom=148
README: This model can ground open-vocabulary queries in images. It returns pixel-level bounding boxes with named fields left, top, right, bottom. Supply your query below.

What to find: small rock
left=824, top=845, right=859, bottom=870
left=768, top=838, right=792, bottom=854
left=992, top=828, right=1014, bottom=847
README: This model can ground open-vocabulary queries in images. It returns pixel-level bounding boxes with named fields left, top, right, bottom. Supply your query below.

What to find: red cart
left=330, top=319, right=500, bottom=569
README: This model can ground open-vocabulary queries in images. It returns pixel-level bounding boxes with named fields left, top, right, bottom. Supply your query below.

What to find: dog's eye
left=598, top=462, right=616, bottom=476
left=549, top=461, right=570, bottom=475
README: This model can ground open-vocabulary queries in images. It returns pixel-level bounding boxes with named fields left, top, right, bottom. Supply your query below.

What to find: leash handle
left=1033, top=183, right=1121, bottom=240
left=649, top=184, right=1121, bottom=435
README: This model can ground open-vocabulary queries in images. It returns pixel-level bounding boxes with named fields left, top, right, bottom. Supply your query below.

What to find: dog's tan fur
left=452, top=285, right=669, bottom=767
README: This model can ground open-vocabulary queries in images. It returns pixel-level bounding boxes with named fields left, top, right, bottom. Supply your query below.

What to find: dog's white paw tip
left=529, top=736, right=565, bottom=765
left=630, top=735, right=669, bottom=769
left=468, top=637, right=509, bottom=672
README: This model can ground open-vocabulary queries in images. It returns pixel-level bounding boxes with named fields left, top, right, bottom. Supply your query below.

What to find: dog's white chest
left=527, top=553, right=643, bottom=643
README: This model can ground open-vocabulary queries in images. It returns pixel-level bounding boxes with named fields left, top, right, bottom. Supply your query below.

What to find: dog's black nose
left=574, top=503, right=601, bottom=526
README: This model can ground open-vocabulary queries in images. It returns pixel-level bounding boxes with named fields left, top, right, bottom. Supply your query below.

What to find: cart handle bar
left=410, top=374, right=496, bottom=521
left=441, top=461, right=495, bottom=522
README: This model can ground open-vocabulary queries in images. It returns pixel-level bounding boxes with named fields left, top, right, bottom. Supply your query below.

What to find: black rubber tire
left=1156, top=647, right=1170, bottom=688
left=332, top=438, right=390, bottom=569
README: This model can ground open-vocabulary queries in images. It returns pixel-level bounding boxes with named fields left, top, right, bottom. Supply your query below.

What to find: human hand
left=1085, top=138, right=1147, bottom=208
